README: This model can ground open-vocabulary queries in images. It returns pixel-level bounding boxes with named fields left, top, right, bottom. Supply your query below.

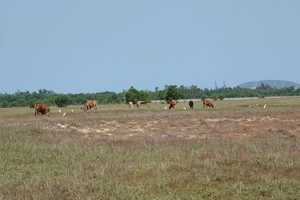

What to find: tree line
left=0, top=83, right=300, bottom=108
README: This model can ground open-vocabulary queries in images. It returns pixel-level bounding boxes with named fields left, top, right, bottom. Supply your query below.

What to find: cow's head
left=83, top=105, right=88, bottom=111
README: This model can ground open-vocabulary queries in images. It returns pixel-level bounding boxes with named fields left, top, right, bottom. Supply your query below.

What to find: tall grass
left=1, top=125, right=300, bottom=199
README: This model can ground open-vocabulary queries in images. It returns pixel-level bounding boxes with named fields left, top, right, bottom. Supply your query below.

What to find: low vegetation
left=1, top=97, right=300, bottom=199
left=1, top=83, right=300, bottom=108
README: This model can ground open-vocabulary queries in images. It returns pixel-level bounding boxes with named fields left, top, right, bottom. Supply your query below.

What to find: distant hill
left=238, top=80, right=300, bottom=89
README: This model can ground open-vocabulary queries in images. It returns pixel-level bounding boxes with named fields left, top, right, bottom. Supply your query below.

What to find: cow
left=128, top=101, right=133, bottom=108
left=169, top=99, right=177, bottom=110
left=136, top=101, right=141, bottom=108
left=189, top=100, right=194, bottom=109
left=83, top=100, right=98, bottom=111
left=35, top=103, right=50, bottom=117
left=203, top=99, right=214, bottom=108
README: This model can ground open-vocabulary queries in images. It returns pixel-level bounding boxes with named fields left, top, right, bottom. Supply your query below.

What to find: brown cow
left=35, top=103, right=50, bottom=117
left=136, top=101, right=140, bottom=108
left=83, top=100, right=98, bottom=111
left=128, top=101, right=133, bottom=108
left=203, top=99, right=214, bottom=108
left=169, top=99, right=177, bottom=110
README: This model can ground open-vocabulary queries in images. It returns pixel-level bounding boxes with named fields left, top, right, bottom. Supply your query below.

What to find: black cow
left=189, top=100, right=194, bottom=109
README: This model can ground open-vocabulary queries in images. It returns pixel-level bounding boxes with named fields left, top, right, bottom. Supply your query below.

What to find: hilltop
left=238, top=80, right=300, bottom=89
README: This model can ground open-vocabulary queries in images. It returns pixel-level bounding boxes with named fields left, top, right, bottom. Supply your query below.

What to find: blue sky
left=1, top=1, right=299, bottom=94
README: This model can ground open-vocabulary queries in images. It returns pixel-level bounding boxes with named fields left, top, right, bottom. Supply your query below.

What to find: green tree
left=29, top=100, right=36, bottom=108
left=157, top=91, right=165, bottom=101
left=165, top=85, right=183, bottom=102
left=138, top=90, right=152, bottom=103
left=110, top=93, right=118, bottom=102
left=0, top=100, right=9, bottom=108
left=218, top=94, right=224, bottom=100
left=201, top=96, right=206, bottom=101
left=116, top=98, right=122, bottom=104
left=48, top=97, right=56, bottom=105
left=125, top=86, right=139, bottom=103
left=54, top=94, right=69, bottom=107
left=210, top=94, right=218, bottom=100
left=124, top=87, right=152, bottom=103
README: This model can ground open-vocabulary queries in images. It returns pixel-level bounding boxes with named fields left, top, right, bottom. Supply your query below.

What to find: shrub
left=218, top=94, right=224, bottom=100
left=55, top=94, right=69, bottom=107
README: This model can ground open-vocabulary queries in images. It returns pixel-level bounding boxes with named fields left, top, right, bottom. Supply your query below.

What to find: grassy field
left=1, top=97, right=300, bottom=199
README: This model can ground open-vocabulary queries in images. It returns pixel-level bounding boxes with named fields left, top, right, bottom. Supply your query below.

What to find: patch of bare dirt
left=7, top=108, right=299, bottom=144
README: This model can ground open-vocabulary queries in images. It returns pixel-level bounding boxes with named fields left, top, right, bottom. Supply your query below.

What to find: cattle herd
left=168, top=99, right=214, bottom=110
left=34, top=99, right=214, bottom=117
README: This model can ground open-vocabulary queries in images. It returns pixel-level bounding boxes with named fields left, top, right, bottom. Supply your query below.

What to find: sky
left=1, top=1, right=300, bottom=94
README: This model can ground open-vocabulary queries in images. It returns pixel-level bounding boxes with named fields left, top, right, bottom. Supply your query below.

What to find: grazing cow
left=83, top=100, right=98, bottom=111
left=136, top=101, right=141, bottom=108
left=169, top=99, right=177, bottom=110
left=35, top=103, right=50, bottom=117
left=128, top=101, right=133, bottom=108
left=189, top=100, right=194, bottom=109
left=203, top=99, right=214, bottom=108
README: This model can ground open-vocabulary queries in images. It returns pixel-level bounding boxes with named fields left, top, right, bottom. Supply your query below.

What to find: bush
left=218, top=94, right=224, bottom=100
left=201, top=96, right=206, bottom=101
left=165, top=85, right=183, bottom=102
left=210, top=94, right=218, bottom=101
left=29, top=100, right=35, bottom=108
left=55, top=94, right=69, bottom=107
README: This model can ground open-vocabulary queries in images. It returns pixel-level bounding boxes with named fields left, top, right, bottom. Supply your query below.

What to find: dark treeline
left=0, top=89, right=125, bottom=108
left=1, top=83, right=300, bottom=108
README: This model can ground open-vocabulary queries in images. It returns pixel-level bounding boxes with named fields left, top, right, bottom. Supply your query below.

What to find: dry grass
left=1, top=97, right=300, bottom=199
